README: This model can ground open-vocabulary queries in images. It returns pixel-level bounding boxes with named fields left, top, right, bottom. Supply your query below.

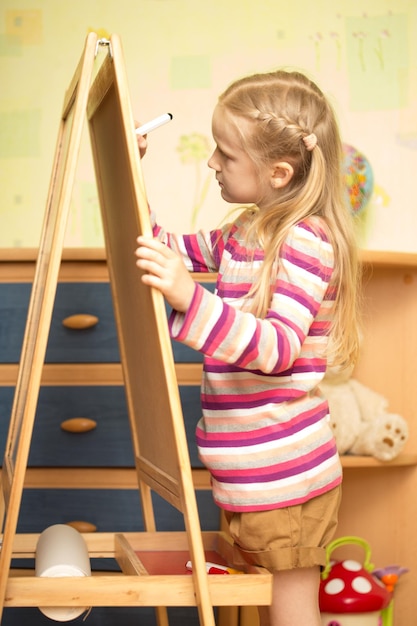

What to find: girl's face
left=208, top=106, right=272, bottom=206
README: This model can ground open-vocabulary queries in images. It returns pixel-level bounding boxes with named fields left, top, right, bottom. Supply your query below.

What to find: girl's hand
left=134, top=121, right=148, bottom=159
left=135, top=236, right=195, bottom=312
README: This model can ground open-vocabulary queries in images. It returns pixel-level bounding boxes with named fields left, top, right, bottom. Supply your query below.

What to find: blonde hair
left=218, top=70, right=361, bottom=368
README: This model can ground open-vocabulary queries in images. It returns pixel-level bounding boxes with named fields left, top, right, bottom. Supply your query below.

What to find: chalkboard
left=87, top=34, right=215, bottom=624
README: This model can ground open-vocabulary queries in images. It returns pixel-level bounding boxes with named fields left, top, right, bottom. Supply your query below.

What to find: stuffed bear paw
left=349, top=413, right=409, bottom=462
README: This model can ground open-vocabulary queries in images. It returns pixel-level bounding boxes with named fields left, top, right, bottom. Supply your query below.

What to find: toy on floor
left=319, top=536, right=408, bottom=626
left=320, top=365, right=408, bottom=461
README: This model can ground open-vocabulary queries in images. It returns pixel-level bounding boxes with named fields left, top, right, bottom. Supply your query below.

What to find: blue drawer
left=0, top=282, right=214, bottom=363
left=12, top=488, right=219, bottom=579
left=0, top=283, right=31, bottom=363
left=2, top=607, right=204, bottom=626
left=0, top=282, right=119, bottom=363
left=48, top=283, right=119, bottom=362
left=0, top=385, right=203, bottom=468
left=11, top=489, right=219, bottom=588
left=16, top=488, right=219, bottom=534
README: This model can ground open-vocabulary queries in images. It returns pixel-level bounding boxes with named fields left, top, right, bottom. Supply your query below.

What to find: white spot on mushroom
left=342, top=559, right=362, bottom=572
left=324, top=578, right=345, bottom=595
left=352, top=576, right=373, bottom=594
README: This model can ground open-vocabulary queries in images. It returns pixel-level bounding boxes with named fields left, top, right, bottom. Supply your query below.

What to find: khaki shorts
left=224, top=485, right=342, bottom=571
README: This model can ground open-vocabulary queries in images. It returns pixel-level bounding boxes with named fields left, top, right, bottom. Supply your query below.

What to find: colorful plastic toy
left=342, top=144, right=374, bottom=216
left=319, top=536, right=408, bottom=626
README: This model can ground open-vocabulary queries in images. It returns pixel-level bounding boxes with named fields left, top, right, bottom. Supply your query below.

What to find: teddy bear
left=320, top=365, right=409, bottom=461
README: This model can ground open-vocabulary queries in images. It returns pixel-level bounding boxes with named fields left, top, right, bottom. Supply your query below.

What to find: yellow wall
left=0, top=0, right=416, bottom=250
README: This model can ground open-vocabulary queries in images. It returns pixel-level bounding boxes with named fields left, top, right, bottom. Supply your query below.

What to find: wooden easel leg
left=0, top=31, right=98, bottom=622
left=155, top=606, right=170, bottom=626
left=0, top=486, right=5, bottom=532
left=139, top=481, right=157, bottom=531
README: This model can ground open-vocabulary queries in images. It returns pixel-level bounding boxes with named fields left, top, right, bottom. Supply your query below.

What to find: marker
left=136, top=113, right=173, bottom=136
left=185, top=560, right=244, bottom=575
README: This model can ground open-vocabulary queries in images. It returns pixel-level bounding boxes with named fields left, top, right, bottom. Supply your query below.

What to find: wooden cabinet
left=335, top=250, right=417, bottom=626
left=0, top=248, right=416, bottom=625
left=0, top=248, right=218, bottom=626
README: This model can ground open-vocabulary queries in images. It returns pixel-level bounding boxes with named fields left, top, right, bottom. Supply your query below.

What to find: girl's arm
left=150, top=210, right=226, bottom=274
left=136, top=220, right=229, bottom=311
left=168, top=222, right=335, bottom=375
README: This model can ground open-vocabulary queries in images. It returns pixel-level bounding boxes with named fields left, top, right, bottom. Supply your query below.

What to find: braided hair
left=217, top=70, right=361, bottom=368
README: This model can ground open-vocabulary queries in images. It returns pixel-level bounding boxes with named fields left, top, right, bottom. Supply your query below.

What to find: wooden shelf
left=9, top=459, right=415, bottom=493
left=341, top=453, right=417, bottom=468
left=1, top=247, right=417, bottom=267
left=359, top=249, right=417, bottom=268
left=0, top=363, right=203, bottom=386
left=1, top=467, right=212, bottom=490
left=1, top=248, right=417, bottom=286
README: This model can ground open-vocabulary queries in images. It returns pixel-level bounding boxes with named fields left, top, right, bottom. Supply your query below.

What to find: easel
left=0, top=33, right=272, bottom=625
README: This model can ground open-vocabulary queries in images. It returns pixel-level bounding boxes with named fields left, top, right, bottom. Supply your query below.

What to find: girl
left=135, top=70, right=360, bottom=626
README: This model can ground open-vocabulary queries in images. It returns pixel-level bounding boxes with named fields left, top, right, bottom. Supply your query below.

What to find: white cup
left=35, top=524, right=91, bottom=621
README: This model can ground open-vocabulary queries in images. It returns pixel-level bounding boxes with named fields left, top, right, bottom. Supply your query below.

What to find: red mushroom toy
left=319, top=537, right=392, bottom=626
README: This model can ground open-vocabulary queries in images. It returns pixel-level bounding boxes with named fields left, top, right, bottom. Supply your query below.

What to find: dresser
left=1, top=248, right=416, bottom=626
left=0, top=248, right=220, bottom=626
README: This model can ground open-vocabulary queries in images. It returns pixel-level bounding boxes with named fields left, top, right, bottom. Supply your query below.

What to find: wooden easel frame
left=0, top=34, right=272, bottom=625
left=0, top=30, right=99, bottom=614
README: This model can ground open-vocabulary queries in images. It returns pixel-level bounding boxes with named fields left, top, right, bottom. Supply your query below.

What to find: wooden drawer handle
left=61, top=417, right=97, bottom=433
left=66, top=520, right=97, bottom=533
left=62, top=313, right=99, bottom=329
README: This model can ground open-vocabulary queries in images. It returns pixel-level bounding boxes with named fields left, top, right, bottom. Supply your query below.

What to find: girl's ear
left=270, top=161, right=294, bottom=188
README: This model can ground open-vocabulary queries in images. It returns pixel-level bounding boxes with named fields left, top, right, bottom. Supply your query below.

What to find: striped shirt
left=153, top=211, right=342, bottom=512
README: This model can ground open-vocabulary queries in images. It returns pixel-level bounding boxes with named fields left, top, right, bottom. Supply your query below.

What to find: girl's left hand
left=135, top=236, right=195, bottom=312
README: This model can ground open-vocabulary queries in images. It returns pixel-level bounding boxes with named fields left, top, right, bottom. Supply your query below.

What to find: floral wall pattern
left=0, top=0, right=416, bottom=251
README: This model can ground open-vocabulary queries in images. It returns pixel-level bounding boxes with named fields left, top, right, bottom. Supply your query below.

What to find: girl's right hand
left=134, top=121, right=148, bottom=159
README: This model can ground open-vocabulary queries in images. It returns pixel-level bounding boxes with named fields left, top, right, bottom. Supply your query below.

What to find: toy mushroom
left=319, top=537, right=392, bottom=626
